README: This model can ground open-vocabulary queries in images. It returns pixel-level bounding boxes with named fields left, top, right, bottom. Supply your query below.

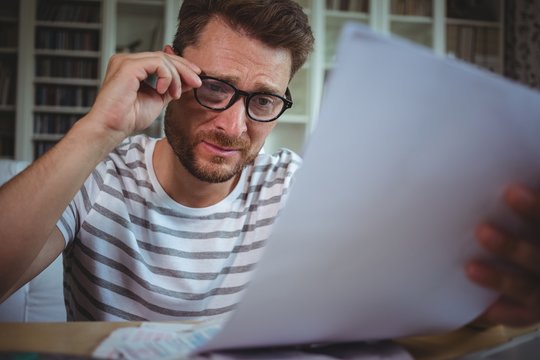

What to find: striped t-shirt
left=56, top=135, right=301, bottom=321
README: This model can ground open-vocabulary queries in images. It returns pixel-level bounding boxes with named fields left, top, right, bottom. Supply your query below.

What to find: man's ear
left=163, top=45, right=175, bottom=55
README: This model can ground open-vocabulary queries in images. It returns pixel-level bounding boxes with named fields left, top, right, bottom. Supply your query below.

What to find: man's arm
left=0, top=49, right=201, bottom=298
left=0, top=119, right=118, bottom=298
left=0, top=227, right=65, bottom=303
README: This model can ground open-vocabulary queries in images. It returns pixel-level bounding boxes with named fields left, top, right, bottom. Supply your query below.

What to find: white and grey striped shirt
left=56, top=135, right=301, bottom=321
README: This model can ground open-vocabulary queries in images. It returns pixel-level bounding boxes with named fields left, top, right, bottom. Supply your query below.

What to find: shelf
left=34, top=49, right=101, bottom=58
left=34, top=77, right=100, bottom=86
left=0, top=16, right=17, bottom=23
left=281, top=114, right=309, bottom=125
left=446, top=18, right=502, bottom=28
left=34, top=106, right=91, bottom=114
left=117, top=0, right=164, bottom=6
left=391, top=20, right=433, bottom=48
left=390, top=15, right=433, bottom=24
left=0, top=105, right=16, bottom=112
left=295, top=0, right=310, bottom=8
left=0, top=48, right=17, bottom=54
left=325, top=10, right=369, bottom=20
left=35, top=20, right=102, bottom=30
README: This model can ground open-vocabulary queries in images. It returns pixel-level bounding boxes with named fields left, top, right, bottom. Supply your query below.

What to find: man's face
left=164, top=17, right=292, bottom=183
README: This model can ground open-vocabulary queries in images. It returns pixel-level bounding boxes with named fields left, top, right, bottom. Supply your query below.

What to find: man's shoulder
left=255, top=148, right=302, bottom=168
left=251, top=148, right=302, bottom=182
left=98, top=134, right=153, bottom=166
left=91, top=134, right=154, bottom=178
left=113, top=134, right=153, bottom=157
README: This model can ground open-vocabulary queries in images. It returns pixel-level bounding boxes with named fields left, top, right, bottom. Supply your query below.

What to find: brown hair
left=173, top=0, right=314, bottom=78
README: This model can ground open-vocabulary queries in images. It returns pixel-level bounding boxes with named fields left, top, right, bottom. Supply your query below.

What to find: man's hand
left=85, top=48, right=201, bottom=143
left=467, top=184, right=540, bottom=327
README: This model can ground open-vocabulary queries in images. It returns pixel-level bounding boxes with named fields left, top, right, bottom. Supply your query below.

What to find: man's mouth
left=201, top=140, right=241, bottom=156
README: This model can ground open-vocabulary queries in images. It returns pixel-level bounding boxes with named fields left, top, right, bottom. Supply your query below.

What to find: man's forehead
left=202, top=72, right=286, bottom=94
left=186, top=18, right=292, bottom=92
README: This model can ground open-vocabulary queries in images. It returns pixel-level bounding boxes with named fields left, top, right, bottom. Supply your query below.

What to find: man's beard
left=164, top=108, right=259, bottom=183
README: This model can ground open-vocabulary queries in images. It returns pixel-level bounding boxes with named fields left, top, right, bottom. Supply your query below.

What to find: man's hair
left=173, top=0, right=314, bottom=78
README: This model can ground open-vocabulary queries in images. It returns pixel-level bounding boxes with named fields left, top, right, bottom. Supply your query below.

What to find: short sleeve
left=56, top=201, right=79, bottom=247
left=54, top=158, right=106, bottom=246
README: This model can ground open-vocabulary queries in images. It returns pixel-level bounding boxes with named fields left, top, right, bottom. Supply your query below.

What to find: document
left=93, top=321, right=222, bottom=359
left=196, top=23, right=540, bottom=353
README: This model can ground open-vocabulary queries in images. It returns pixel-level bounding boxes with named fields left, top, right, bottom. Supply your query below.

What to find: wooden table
left=0, top=321, right=538, bottom=359
left=0, top=322, right=134, bottom=357
left=398, top=323, right=540, bottom=359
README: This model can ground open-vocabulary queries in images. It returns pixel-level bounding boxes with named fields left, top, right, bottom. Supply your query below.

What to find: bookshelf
left=0, top=1, right=20, bottom=159
left=386, top=0, right=504, bottom=73
left=266, top=0, right=505, bottom=155
left=324, top=0, right=371, bottom=67
left=13, top=0, right=178, bottom=161
left=31, top=0, right=102, bottom=158
left=10, top=0, right=505, bottom=161
left=390, top=0, right=435, bottom=48
left=446, top=0, right=504, bottom=73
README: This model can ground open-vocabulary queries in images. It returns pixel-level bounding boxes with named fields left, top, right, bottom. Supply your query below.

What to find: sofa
left=0, top=160, right=66, bottom=322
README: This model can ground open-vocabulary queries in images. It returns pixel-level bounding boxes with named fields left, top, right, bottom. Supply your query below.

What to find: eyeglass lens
left=195, top=78, right=289, bottom=122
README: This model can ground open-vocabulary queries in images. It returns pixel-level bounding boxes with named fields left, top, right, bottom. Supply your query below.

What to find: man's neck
left=152, top=139, right=240, bottom=208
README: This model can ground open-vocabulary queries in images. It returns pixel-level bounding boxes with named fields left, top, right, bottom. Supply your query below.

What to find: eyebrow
left=201, top=72, right=284, bottom=95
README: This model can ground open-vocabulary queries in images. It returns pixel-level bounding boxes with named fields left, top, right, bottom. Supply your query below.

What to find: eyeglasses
left=193, top=76, right=293, bottom=122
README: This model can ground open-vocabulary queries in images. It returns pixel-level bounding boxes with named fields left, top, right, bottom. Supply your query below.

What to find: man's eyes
left=254, top=96, right=276, bottom=107
left=206, top=82, right=228, bottom=93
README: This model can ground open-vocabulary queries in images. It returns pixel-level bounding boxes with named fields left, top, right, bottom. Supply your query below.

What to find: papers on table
left=198, top=23, right=540, bottom=352
left=92, top=322, right=222, bottom=359
left=93, top=322, right=412, bottom=359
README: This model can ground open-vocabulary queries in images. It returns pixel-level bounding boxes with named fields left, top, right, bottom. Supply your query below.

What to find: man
left=0, top=0, right=539, bottom=329
left=0, top=0, right=311, bottom=322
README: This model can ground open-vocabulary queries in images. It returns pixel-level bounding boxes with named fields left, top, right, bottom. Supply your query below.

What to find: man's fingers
left=480, top=298, right=540, bottom=327
left=165, top=51, right=201, bottom=75
left=155, top=59, right=182, bottom=99
left=505, top=185, right=539, bottom=219
left=476, top=224, right=540, bottom=275
left=166, top=53, right=202, bottom=92
left=105, top=52, right=201, bottom=99
left=466, top=261, right=540, bottom=311
left=151, top=53, right=201, bottom=98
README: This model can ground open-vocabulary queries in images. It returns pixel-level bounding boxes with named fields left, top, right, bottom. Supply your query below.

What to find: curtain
left=504, top=0, right=540, bottom=89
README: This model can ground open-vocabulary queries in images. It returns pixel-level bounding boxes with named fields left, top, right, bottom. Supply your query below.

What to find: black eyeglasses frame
left=193, top=75, right=293, bottom=123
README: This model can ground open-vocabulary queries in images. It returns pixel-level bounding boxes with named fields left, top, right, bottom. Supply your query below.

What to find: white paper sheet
left=199, top=23, right=540, bottom=353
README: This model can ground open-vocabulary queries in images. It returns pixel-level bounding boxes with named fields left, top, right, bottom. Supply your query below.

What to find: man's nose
left=213, top=99, right=248, bottom=137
